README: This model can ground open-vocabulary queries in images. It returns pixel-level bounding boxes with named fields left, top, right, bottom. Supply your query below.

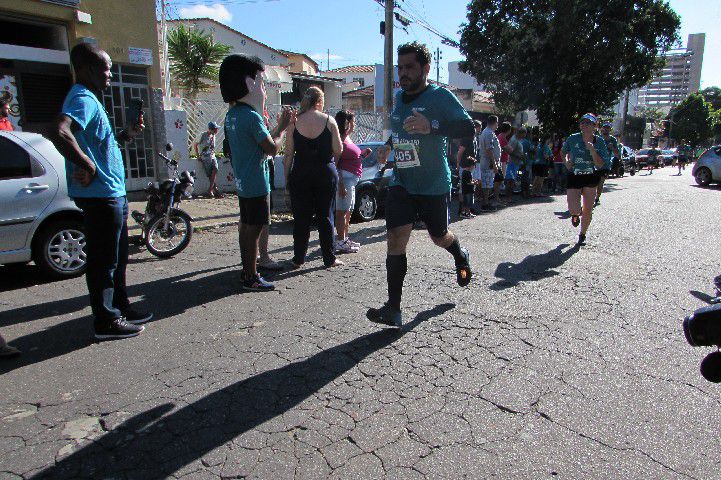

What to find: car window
left=361, top=146, right=378, bottom=169
left=0, top=137, right=32, bottom=180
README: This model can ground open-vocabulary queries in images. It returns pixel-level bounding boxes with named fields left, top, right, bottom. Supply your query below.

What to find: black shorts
left=596, top=168, right=610, bottom=178
left=238, top=194, right=270, bottom=226
left=532, top=164, right=549, bottom=177
left=386, top=186, right=449, bottom=238
left=678, top=156, right=688, bottom=164
left=461, top=170, right=474, bottom=195
left=566, top=172, right=599, bottom=190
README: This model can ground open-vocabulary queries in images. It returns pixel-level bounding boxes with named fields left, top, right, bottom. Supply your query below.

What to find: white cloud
left=310, top=53, right=344, bottom=61
left=179, top=3, right=233, bottom=22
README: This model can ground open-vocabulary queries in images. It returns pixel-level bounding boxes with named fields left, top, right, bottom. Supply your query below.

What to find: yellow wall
left=286, top=54, right=319, bottom=76
left=1, top=0, right=161, bottom=88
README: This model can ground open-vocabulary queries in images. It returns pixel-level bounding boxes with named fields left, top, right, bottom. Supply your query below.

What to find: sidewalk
left=128, top=192, right=289, bottom=237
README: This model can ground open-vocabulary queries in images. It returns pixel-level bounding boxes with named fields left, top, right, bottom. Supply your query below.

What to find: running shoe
left=242, top=274, right=275, bottom=292
left=94, top=317, right=144, bottom=340
left=366, top=304, right=402, bottom=328
left=347, top=238, right=361, bottom=248
left=336, top=239, right=358, bottom=254
left=571, top=215, right=580, bottom=228
left=258, top=257, right=284, bottom=271
left=456, top=248, right=472, bottom=287
left=577, top=233, right=587, bottom=246
left=594, top=198, right=601, bottom=207
left=460, top=211, right=475, bottom=219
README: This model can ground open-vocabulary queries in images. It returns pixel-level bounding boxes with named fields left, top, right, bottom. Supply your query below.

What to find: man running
left=367, top=42, right=475, bottom=328
left=677, top=140, right=691, bottom=174
left=596, top=122, right=620, bottom=206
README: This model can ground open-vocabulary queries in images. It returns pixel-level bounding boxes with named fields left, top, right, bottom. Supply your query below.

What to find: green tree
left=699, top=86, right=721, bottom=111
left=669, top=93, right=713, bottom=147
left=459, top=0, right=680, bottom=133
left=167, top=25, right=232, bottom=99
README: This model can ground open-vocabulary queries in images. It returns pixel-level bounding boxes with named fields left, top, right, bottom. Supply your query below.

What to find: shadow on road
left=30, top=303, right=455, bottom=479
left=490, top=243, right=580, bottom=291
left=0, top=265, right=240, bottom=374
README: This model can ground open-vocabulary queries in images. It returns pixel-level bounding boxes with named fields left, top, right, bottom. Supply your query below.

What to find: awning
left=263, top=66, right=293, bottom=93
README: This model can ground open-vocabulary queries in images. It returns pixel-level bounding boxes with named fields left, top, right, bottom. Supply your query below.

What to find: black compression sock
left=445, top=237, right=466, bottom=266
left=386, top=254, right=407, bottom=312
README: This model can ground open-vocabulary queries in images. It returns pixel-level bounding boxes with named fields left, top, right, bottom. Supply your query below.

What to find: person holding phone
left=53, top=43, right=152, bottom=340
left=561, top=113, right=609, bottom=246
left=334, top=110, right=371, bottom=253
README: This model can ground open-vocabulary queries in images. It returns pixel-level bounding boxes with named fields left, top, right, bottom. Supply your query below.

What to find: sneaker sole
left=366, top=310, right=402, bottom=328
left=242, top=285, right=275, bottom=292
left=94, top=329, right=144, bottom=340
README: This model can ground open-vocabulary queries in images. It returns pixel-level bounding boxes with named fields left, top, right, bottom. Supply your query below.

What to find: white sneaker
left=337, top=239, right=358, bottom=254
left=347, top=238, right=361, bottom=248
left=258, top=257, right=283, bottom=271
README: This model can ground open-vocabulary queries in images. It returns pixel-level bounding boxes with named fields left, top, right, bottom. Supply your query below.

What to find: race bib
left=394, top=143, right=421, bottom=169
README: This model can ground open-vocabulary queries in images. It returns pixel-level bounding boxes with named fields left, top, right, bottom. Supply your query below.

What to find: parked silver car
left=0, top=131, right=86, bottom=278
left=692, top=146, right=721, bottom=186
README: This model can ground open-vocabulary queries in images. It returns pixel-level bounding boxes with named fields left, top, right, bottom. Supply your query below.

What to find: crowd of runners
left=0, top=39, right=689, bottom=353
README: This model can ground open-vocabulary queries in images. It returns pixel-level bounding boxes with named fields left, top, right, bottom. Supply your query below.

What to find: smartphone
left=126, top=99, right=144, bottom=127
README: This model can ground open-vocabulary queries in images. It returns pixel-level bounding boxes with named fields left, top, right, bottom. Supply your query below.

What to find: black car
left=352, top=142, right=394, bottom=222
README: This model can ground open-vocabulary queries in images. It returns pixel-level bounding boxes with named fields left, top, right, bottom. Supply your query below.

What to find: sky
left=171, top=0, right=720, bottom=88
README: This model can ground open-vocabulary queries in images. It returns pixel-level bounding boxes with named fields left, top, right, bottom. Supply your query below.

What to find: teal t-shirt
left=520, top=138, right=534, bottom=167
left=61, top=84, right=126, bottom=198
left=562, top=133, right=609, bottom=175
left=224, top=103, right=271, bottom=198
left=534, top=143, right=552, bottom=165
left=390, top=85, right=471, bottom=195
left=601, top=134, right=619, bottom=169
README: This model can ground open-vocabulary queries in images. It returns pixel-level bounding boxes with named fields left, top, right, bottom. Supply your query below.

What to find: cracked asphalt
left=1, top=168, right=719, bottom=479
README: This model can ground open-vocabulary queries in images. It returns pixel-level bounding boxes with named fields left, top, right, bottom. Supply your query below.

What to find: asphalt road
left=1, top=167, right=719, bottom=480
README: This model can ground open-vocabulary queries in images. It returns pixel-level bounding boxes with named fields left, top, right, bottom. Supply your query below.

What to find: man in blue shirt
left=219, top=54, right=292, bottom=292
left=53, top=43, right=151, bottom=340
left=367, top=42, right=475, bottom=328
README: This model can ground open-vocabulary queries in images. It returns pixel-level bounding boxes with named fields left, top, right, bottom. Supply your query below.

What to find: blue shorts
left=505, top=162, right=520, bottom=181
left=336, top=170, right=359, bottom=212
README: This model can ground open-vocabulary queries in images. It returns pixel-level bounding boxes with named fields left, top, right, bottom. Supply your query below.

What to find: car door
left=0, top=135, right=59, bottom=253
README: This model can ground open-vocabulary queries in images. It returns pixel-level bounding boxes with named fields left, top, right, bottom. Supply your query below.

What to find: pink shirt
left=497, top=133, right=509, bottom=164
left=337, top=138, right=363, bottom=177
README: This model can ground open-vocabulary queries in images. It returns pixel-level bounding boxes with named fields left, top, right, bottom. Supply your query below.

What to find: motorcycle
left=131, top=143, right=195, bottom=258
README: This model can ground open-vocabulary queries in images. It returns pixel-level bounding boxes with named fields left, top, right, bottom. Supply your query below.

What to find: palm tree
left=167, top=25, right=232, bottom=99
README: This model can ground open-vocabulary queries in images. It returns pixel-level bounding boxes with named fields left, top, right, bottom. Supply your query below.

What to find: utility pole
left=433, top=47, right=442, bottom=83
left=383, top=0, right=394, bottom=136
left=620, top=89, right=629, bottom=144
left=161, top=0, right=170, bottom=101
left=327, top=49, right=330, bottom=71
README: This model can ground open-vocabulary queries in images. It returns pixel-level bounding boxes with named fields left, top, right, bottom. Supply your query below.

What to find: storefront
left=0, top=0, right=163, bottom=191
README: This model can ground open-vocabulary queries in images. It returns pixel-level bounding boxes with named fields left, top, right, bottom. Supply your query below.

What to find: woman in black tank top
left=284, top=87, right=344, bottom=268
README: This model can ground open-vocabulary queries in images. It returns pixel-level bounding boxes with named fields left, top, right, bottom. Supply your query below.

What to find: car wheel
left=32, top=219, right=87, bottom=279
left=695, top=167, right=712, bottom=186
left=353, top=189, right=378, bottom=222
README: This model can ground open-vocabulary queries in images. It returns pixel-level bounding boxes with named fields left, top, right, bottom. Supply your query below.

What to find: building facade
left=321, top=65, right=375, bottom=88
left=1, top=0, right=165, bottom=191
left=636, top=33, right=705, bottom=110
left=447, top=61, right=484, bottom=91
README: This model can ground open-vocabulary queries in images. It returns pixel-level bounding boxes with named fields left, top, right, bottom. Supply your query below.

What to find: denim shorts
left=336, top=169, right=360, bottom=212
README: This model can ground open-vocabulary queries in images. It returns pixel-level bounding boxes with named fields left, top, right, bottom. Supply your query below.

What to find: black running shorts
left=238, top=194, right=270, bottom=226
left=385, top=186, right=449, bottom=238
left=566, top=172, right=599, bottom=190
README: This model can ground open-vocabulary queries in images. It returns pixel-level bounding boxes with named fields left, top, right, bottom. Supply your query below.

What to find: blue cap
left=208, top=121, right=220, bottom=130
left=602, top=122, right=612, bottom=128
left=580, top=113, right=597, bottom=124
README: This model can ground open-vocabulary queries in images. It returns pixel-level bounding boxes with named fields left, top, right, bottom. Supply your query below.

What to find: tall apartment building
left=636, top=33, right=705, bottom=110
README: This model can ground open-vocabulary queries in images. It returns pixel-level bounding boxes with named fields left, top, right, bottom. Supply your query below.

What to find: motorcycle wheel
left=145, top=209, right=193, bottom=258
